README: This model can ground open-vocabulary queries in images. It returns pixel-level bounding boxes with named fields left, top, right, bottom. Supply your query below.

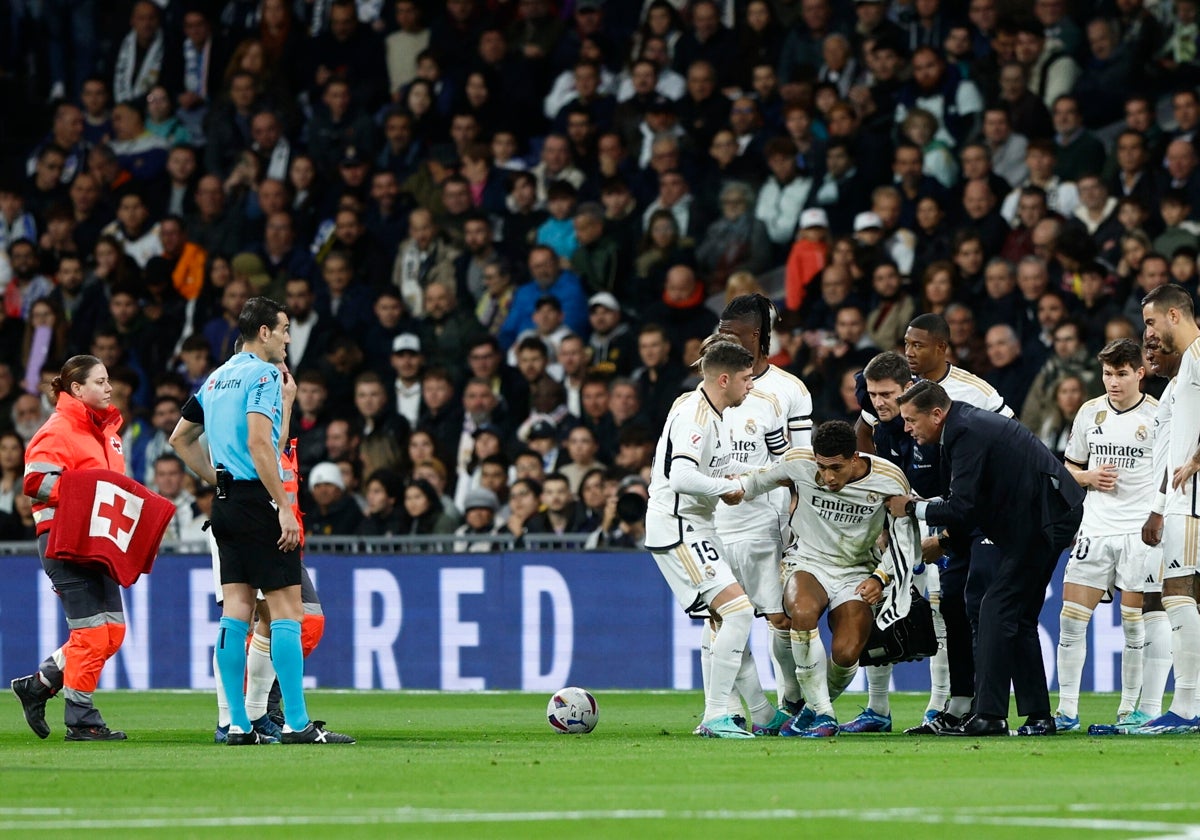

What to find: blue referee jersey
left=195, top=352, right=283, bottom=481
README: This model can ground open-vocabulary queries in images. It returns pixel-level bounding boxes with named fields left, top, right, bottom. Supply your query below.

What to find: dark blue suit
left=924, top=402, right=1084, bottom=719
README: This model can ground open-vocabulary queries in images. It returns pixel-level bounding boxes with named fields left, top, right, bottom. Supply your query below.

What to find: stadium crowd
left=0, top=0, right=1194, bottom=547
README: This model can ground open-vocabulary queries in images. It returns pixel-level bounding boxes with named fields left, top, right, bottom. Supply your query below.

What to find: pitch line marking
left=1, top=802, right=1199, bottom=832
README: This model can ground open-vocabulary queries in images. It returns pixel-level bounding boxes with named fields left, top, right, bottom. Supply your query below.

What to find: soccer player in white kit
left=1118, top=333, right=1182, bottom=731
left=738, top=421, right=922, bottom=737
left=1055, top=338, right=1156, bottom=731
left=646, top=339, right=757, bottom=738
left=1139, top=284, right=1200, bottom=733
left=707, top=294, right=813, bottom=734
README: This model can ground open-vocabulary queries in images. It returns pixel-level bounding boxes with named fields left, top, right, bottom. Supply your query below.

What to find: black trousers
left=974, top=504, right=1084, bottom=719
left=938, top=532, right=1000, bottom=700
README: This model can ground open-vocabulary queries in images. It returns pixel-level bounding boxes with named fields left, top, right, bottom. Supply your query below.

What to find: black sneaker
left=281, top=720, right=355, bottom=744
left=904, top=710, right=963, bottom=735
left=65, top=725, right=127, bottom=741
left=225, top=728, right=263, bottom=746
left=11, top=675, right=52, bottom=739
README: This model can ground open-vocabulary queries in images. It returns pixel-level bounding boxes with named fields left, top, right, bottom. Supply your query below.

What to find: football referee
left=172, top=297, right=352, bottom=745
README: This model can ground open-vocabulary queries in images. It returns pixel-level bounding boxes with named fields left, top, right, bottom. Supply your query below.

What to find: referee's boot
left=282, top=720, right=356, bottom=744
left=11, top=674, right=54, bottom=739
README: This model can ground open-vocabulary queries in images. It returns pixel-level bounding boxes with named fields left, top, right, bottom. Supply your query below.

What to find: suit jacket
left=924, top=401, right=1084, bottom=561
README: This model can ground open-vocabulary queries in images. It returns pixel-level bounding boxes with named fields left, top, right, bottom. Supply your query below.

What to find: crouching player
left=737, top=420, right=920, bottom=737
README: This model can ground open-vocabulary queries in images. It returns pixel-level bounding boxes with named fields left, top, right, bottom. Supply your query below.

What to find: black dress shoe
left=904, top=710, right=963, bottom=735
left=937, top=713, right=1009, bottom=736
left=1016, top=717, right=1057, bottom=736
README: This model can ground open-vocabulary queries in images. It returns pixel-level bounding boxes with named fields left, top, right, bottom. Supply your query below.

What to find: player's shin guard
left=1163, top=595, right=1200, bottom=719
left=1141, top=610, right=1172, bottom=717
left=269, top=619, right=310, bottom=732
left=704, top=597, right=752, bottom=723
left=927, top=598, right=950, bottom=712
left=1119, top=605, right=1145, bottom=716
left=792, top=628, right=832, bottom=716
left=215, top=617, right=252, bottom=732
left=245, top=633, right=276, bottom=720
left=770, top=626, right=802, bottom=705
left=301, top=614, right=325, bottom=657
left=865, top=664, right=891, bottom=715
left=1055, top=602, right=1093, bottom=718
left=827, top=658, right=858, bottom=702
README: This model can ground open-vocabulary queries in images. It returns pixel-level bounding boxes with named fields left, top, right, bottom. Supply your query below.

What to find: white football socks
left=1055, top=602, right=1093, bottom=718
left=245, top=633, right=276, bottom=720
left=927, top=599, right=950, bottom=713
left=1164, top=595, right=1200, bottom=719
left=733, top=647, right=775, bottom=726
left=1119, top=605, right=1145, bottom=716
left=771, top=625, right=802, bottom=706
left=791, top=627, right=832, bottom=717
left=703, top=596, right=753, bottom=723
left=827, top=658, right=858, bottom=703
left=1140, top=609, right=1172, bottom=718
left=865, top=664, right=892, bottom=716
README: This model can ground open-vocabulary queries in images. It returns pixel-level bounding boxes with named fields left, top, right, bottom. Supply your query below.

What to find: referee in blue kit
left=189, top=296, right=353, bottom=746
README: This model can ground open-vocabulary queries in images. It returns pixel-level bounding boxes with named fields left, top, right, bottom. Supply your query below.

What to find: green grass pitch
left=2, top=690, right=1200, bottom=839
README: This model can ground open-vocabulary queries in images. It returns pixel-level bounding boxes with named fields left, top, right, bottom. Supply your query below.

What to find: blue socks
left=270, top=619, right=309, bottom=731
left=215, top=617, right=251, bottom=732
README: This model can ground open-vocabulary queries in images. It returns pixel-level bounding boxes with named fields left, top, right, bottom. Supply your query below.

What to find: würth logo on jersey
left=89, top=481, right=144, bottom=552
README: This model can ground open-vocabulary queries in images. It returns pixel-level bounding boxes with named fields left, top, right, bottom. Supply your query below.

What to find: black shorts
left=210, top=481, right=301, bottom=593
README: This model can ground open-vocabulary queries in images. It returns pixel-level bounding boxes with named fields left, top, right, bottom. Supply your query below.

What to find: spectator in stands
left=454, top=485, right=502, bottom=550
left=984, top=323, right=1036, bottom=411
left=1020, top=318, right=1101, bottom=432
left=357, top=468, right=405, bottom=537
left=303, top=460, right=365, bottom=535
left=1036, top=373, right=1086, bottom=460
left=500, top=245, right=589, bottom=350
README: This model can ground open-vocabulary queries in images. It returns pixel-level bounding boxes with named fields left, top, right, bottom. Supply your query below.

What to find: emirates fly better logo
left=89, top=481, right=144, bottom=551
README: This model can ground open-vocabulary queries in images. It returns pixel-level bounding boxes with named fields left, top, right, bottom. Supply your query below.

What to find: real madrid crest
left=867, top=492, right=880, bottom=504
left=1136, top=425, right=1148, bottom=441
left=745, top=418, right=757, bottom=435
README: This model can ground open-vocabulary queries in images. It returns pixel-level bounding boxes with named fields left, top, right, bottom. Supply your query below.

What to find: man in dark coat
left=890, top=381, right=1084, bottom=736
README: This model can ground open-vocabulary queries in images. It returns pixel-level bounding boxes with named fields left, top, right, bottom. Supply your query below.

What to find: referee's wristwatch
left=904, top=498, right=917, bottom=518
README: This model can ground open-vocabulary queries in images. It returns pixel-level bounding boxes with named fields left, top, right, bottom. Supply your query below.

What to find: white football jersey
left=715, top=365, right=813, bottom=539
left=935, top=364, right=1014, bottom=416
left=1168, top=337, right=1200, bottom=517
left=1153, top=377, right=1176, bottom=511
left=1065, top=394, right=1158, bottom=534
left=741, top=450, right=916, bottom=570
left=647, top=386, right=741, bottom=549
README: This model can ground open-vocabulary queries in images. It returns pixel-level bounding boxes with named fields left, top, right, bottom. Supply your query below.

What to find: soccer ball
left=547, top=687, right=598, bottom=734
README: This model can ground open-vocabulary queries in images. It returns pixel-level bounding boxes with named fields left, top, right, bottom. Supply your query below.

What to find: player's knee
left=1143, top=592, right=1164, bottom=612
left=767, top=613, right=790, bottom=631
left=787, top=600, right=821, bottom=631
left=830, top=637, right=864, bottom=666
left=301, top=614, right=325, bottom=657
left=1163, top=576, right=1194, bottom=597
